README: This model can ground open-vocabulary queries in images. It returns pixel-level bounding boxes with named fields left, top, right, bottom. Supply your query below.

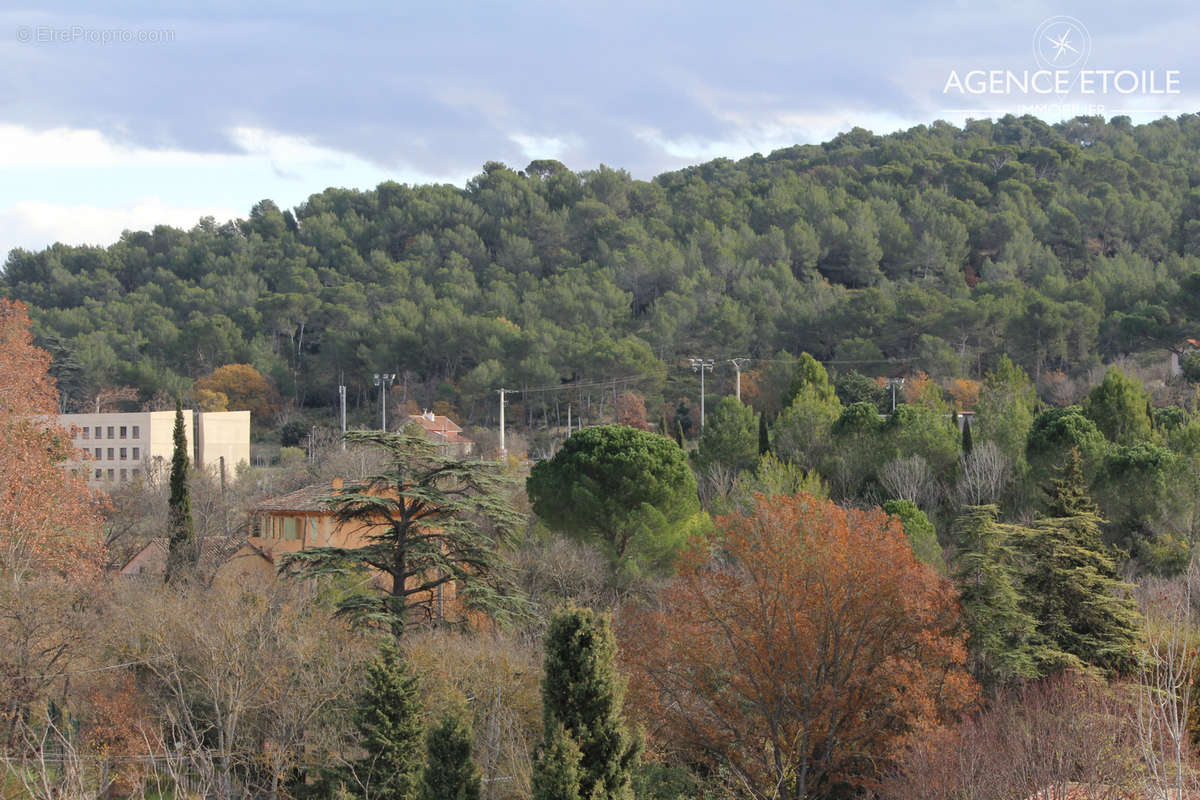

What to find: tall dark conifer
left=1019, top=448, right=1141, bottom=675
left=758, top=412, right=770, bottom=455
left=533, top=604, right=638, bottom=800
left=961, top=415, right=974, bottom=455
left=164, top=397, right=195, bottom=583
left=353, top=642, right=424, bottom=800
left=419, top=713, right=480, bottom=800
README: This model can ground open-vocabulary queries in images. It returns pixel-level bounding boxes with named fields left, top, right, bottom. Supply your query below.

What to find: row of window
left=92, top=468, right=140, bottom=482
left=91, top=447, right=141, bottom=461
left=257, top=515, right=318, bottom=542
left=78, top=425, right=140, bottom=441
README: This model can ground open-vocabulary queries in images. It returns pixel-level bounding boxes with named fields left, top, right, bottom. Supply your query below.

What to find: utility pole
left=730, top=357, right=751, bottom=402
left=689, top=357, right=715, bottom=429
left=373, top=373, right=396, bottom=431
left=338, top=383, right=347, bottom=450
left=886, top=377, right=906, bottom=413
left=497, top=388, right=507, bottom=455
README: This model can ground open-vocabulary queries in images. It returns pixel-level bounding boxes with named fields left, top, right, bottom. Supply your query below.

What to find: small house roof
left=252, top=482, right=338, bottom=513
left=118, top=535, right=258, bottom=574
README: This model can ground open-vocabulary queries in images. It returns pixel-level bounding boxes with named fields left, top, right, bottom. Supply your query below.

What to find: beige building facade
left=59, top=409, right=250, bottom=487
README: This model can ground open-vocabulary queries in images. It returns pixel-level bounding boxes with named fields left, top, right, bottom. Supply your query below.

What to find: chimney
left=331, top=477, right=343, bottom=491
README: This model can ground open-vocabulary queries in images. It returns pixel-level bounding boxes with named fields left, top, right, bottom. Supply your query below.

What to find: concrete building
left=59, top=409, right=250, bottom=488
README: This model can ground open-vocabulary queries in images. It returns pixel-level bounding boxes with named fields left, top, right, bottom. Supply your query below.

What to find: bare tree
left=879, top=454, right=938, bottom=508
left=1136, top=563, right=1200, bottom=800
left=697, top=462, right=739, bottom=511
left=955, top=441, right=1012, bottom=507
left=882, top=673, right=1143, bottom=800
left=104, top=575, right=369, bottom=800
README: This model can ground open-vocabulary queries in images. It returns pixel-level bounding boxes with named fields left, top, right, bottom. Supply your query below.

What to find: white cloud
left=509, top=132, right=572, bottom=161
left=0, top=123, right=472, bottom=251
left=635, top=109, right=920, bottom=164
left=0, top=198, right=242, bottom=252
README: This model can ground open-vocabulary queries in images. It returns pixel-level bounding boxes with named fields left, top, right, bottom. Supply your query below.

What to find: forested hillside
left=6, top=113, right=1200, bottom=421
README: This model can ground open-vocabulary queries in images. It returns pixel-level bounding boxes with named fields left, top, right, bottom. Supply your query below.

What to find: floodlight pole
left=373, top=373, right=396, bottom=431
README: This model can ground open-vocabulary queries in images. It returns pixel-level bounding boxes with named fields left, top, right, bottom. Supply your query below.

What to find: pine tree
left=758, top=412, right=770, bottom=455
left=164, top=397, right=195, bottom=583
left=950, top=505, right=1046, bottom=692
left=1019, top=451, right=1141, bottom=675
left=419, top=713, right=480, bottom=800
left=1042, top=447, right=1096, bottom=517
left=352, top=642, right=424, bottom=800
left=532, top=724, right=582, bottom=800
left=533, top=604, right=638, bottom=800
left=961, top=415, right=973, bottom=455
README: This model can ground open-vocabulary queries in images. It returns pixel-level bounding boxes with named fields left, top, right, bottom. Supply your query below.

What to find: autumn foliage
left=620, top=492, right=977, bottom=800
left=193, top=363, right=282, bottom=420
left=0, top=300, right=104, bottom=579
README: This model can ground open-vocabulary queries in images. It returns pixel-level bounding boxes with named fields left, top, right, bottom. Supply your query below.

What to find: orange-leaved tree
left=193, top=363, right=281, bottom=420
left=0, top=299, right=104, bottom=580
left=620, top=492, right=977, bottom=800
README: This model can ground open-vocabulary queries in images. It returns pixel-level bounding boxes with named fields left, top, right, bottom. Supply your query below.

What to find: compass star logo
left=1033, top=16, right=1091, bottom=71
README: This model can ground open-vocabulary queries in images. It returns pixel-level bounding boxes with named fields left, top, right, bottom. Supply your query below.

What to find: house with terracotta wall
left=406, top=411, right=474, bottom=457
left=118, top=536, right=274, bottom=584
left=247, top=478, right=459, bottom=623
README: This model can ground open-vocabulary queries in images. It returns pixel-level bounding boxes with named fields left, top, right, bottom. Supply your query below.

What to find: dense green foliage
left=164, top=397, right=194, bottom=583
left=535, top=604, right=638, bottom=800
left=352, top=643, right=425, bottom=800
left=694, top=395, right=759, bottom=474
left=10, top=115, right=1200, bottom=423
left=882, top=499, right=942, bottom=567
left=951, top=505, right=1043, bottom=692
left=419, top=713, right=481, bottom=800
left=526, top=425, right=700, bottom=571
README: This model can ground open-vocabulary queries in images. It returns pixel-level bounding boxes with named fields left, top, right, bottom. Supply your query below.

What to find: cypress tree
left=353, top=642, right=424, bottom=800
left=533, top=604, right=638, bottom=800
left=531, top=724, right=582, bottom=800
left=961, top=415, right=973, bottom=455
left=758, top=412, right=770, bottom=455
left=164, top=397, right=195, bottom=583
left=419, top=713, right=480, bottom=800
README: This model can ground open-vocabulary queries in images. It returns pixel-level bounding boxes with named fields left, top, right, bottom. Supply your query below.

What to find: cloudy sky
left=3, top=0, right=1198, bottom=252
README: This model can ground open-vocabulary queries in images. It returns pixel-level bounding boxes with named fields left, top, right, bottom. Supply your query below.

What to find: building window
left=119, top=426, right=127, bottom=439
left=107, top=448, right=114, bottom=460
left=94, top=426, right=101, bottom=438
left=132, top=469, right=140, bottom=478
left=119, top=469, right=127, bottom=480
left=106, top=426, right=114, bottom=439
left=81, top=428, right=89, bottom=440
left=132, top=425, right=140, bottom=438
left=119, top=448, right=127, bottom=460
left=283, top=518, right=298, bottom=540
left=94, top=448, right=101, bottom=459
left=107, top=469, right=114, bottom=481
left=94, top=469, right=101, bottom=480
left=132, top=447, right=140, bottom=460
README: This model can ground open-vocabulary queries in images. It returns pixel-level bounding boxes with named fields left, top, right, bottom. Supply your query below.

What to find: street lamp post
left=689, top=357, right=715, bottom=429
left=373, top=373, right=396, bottom=431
